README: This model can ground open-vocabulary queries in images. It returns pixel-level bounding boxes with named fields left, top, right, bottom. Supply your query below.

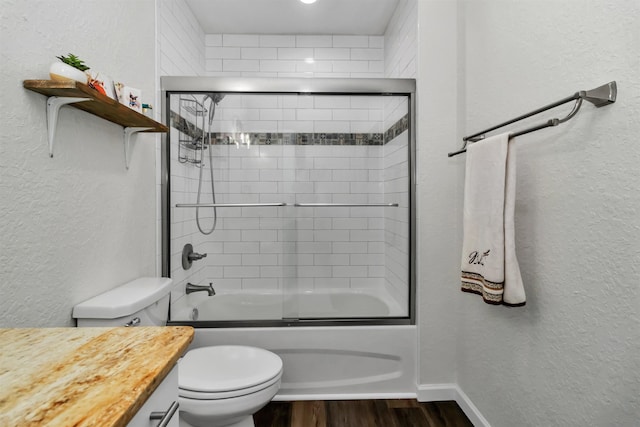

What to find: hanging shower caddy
left=177, top=96, right=208, bottom=166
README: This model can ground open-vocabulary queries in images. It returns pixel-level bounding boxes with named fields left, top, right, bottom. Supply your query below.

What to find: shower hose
left=195, top=97, right=218, bottom=235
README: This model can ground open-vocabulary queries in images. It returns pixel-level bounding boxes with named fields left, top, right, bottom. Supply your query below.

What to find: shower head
left=203, top=93, right=225, bottom=128
left=205, top=93, right=225, bottom=105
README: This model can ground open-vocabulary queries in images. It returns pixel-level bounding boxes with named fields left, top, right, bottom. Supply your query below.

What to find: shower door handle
left=293, top=203, right=399, bottom=207
left=175, top=202, right=287, bottom=208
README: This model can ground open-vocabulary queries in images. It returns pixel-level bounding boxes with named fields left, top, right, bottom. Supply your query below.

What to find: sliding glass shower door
left=163, top=78, right=415, bottom=325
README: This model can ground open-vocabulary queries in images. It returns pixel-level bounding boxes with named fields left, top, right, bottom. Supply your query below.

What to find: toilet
left=72, top=277, right=283, bottom=427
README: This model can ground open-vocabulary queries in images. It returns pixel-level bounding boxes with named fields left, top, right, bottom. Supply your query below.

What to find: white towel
left=460, top=133, right=526, bottom=306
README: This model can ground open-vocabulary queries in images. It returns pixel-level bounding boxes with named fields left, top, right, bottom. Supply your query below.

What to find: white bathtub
left=189, top=325, right=417, bottom=400
left=170, top=289, right=416, bottom=399
left=171, top=288, right=406, bottom=321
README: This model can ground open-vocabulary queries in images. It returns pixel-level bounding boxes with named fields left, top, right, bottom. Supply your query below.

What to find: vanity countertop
left=0, top=326, right=194, bottom=427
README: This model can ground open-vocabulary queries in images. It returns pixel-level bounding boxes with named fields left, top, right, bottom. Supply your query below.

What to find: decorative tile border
left=171, top=111, right=204, bottom=140
left=384, top=114, right=409, bottom=143
left=208, top=131, right=384, bottom=146
left=170, top=111, right=409, bottom=146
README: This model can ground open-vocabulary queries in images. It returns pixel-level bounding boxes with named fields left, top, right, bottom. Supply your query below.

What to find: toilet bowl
left=178, top=345, right=283, bottom=427
left=72, top=277, right=282, bottom=427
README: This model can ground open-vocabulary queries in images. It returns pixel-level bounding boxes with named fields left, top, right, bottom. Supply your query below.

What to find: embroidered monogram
left=468, top=249, right=490, bottom=266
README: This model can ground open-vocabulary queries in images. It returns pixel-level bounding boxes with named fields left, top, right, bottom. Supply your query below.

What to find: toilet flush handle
left=124, top=317, right=141, bottom=327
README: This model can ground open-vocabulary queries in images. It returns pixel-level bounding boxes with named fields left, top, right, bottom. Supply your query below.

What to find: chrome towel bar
left=448, top=81, right=617, bottom=157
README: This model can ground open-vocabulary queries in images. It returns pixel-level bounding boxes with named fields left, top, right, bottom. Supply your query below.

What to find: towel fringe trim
left=461, top=271, right=526, bottom=307
left=460, top=287, right=526, bottom=307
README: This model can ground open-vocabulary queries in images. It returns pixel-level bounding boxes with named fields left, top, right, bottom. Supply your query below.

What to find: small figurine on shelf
left=49, top=53, right=90, bottom=83
left=128, top=92, right=140, bottom=109
left=88, top=75, right=107, bottom=96
left=87, top=73, right=117, bottom=99
left=119, top=86, right=142, bottom=113
left=114, top=81, right=142, bottom=112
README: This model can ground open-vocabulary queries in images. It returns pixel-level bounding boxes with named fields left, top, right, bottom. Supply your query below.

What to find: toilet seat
left=179, top=345, right=283, bottom=400
left=179, top=370, right=282, bottom=400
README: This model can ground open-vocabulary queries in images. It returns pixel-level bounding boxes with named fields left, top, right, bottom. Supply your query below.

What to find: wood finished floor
left=254, top=399, right=474, bottom=427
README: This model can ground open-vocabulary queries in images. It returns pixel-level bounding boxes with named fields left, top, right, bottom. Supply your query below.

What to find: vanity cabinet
left=127, top=366, right=179, bottom=427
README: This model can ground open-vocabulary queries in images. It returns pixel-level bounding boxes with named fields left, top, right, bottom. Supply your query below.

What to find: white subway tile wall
left=384, top=0, right=418, bottom=79
left=384, top=132, right=410, bottom=310
left=207, top=94, right=383, bottom=134
left=157, top=0, right=207, bottom=279
left=382, top=0, right=417, bottom=312
left=169, top=124, right=211, bottom=291
left=205, top=34, right=384, bottom=78
left=199, top=140, right=389, bottom=292
left=158, top=0, right=206, bottom=76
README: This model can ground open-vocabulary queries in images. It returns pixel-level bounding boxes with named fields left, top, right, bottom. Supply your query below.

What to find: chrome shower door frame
left=161, top=77, right=417, bottom=326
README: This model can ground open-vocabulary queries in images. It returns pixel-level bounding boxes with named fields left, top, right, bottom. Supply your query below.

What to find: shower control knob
left=182, top=243, right=207, bottom=270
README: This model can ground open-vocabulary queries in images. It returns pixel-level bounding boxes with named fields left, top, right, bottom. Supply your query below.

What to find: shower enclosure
left=162, top=77, right=415, bottom=326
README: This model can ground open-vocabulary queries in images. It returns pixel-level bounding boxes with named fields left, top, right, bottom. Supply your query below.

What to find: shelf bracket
left=46, top=96, right=92, bottom=157
left=124, top=127, right=153, bottom=169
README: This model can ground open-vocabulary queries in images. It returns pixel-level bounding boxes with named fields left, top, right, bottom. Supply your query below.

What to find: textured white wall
left=456, top=1, right=640, bottom=426
left=415, top=0, right=462, bottom=386
left=0, top=0, right=158, bottom=327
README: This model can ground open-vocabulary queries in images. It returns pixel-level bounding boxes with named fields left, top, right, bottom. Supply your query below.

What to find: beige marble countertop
left=0, top=326, right=194, bottom=427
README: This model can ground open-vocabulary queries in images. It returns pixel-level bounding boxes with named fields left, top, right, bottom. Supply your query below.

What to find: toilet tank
left=73, top=277, right=173, bottom=327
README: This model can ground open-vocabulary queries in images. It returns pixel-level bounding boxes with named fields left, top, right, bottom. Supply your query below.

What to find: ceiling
left=184, top=0, right=400, bottom=35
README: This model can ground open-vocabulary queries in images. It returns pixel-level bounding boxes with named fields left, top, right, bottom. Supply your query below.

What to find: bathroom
left=1, top=0, right=638, bottom=426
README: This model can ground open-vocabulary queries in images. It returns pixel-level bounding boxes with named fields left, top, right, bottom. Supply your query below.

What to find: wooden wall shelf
left=23, top=79, right=168, bottom=168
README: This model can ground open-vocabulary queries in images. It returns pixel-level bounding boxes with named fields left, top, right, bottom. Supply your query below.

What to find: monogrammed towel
left=460, top=133, right=526, bottom=306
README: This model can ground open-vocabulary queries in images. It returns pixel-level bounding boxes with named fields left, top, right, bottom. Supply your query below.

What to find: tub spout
left=186, top=282, right=215, bottom=296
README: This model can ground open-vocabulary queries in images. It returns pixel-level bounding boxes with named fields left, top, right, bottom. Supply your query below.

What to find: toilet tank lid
left=72, top=277, right=173, bottom=319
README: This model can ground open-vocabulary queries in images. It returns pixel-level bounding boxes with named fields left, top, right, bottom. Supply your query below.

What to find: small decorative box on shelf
left=23, top=79, right=168, bottom=168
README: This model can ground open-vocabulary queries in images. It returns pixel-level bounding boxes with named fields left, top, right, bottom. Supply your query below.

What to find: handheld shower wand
left=195, top=93, right=225, bottom=235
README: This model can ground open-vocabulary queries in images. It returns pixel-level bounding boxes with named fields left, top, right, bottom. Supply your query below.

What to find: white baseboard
left=273, top=384, right=490, bottom=427
left=416, top=383, right=459, bottom=401
left=453, top=385, right=491, bottom=427
left=417, top=383, right=491, bottom=427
